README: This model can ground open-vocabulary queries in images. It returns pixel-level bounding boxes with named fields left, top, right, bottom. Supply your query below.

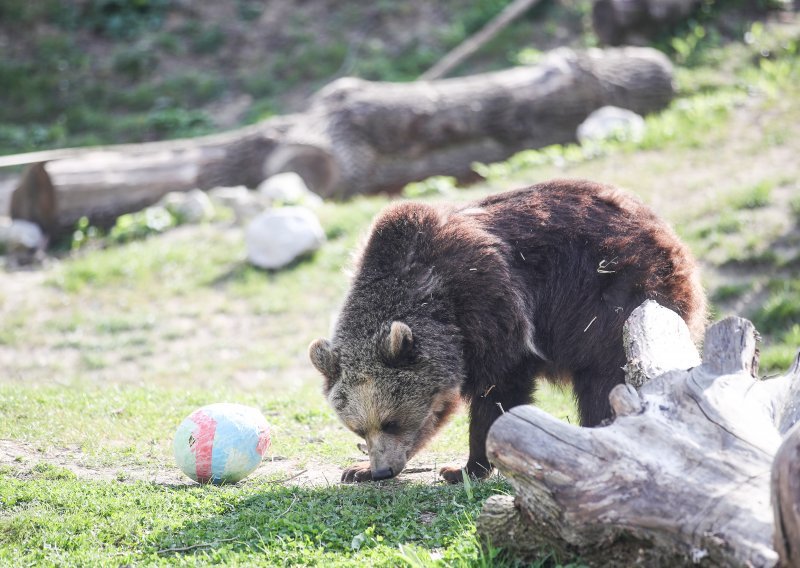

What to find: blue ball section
left=173, top=402, right=271, bottom=484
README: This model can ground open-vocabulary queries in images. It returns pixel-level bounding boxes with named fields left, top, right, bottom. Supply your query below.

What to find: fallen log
left=5, top=46, right=674, bottom=237
left=477, top=300, right=800, bottom=567
left=5, top=120, right=294, bottom=235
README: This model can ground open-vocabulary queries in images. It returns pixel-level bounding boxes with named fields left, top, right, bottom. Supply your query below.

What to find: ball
left=173, top=403, right=271, bottom=484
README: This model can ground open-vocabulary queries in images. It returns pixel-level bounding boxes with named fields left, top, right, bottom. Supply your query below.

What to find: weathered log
left=592, top=0, right=700, bottom=46
left=5, top=46, right=673, bottom=237
left=294, top=46, right=673, bottom=199
left=4, top=121, right=293, bottom=235
left=477, top=301, right=800, bottom=567
left=773, top=371, right=800, bottom=567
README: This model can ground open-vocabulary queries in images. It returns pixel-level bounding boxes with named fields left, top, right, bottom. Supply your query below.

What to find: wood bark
left=3, top=46, right=674, bottom=237
left=4, top=121, right=292, bottom=235
left=592, top=0, right=700, bottom=46
left=477, top=300, right=800, bottom=567
left=0, top=48, right=673, bottom=235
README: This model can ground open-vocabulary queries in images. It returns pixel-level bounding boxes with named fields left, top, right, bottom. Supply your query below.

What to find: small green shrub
left=760, top=324, right=800, bottom=374
left=82, top=0, right=171, bottom=39
left=109, top=207, right=177, bottom=244
left=753, top=279, right=800, bottom=334
left=190, top=24, right=226, bottom=55
left=112, top=46, right=159, bottom=79
left=712, top=282, right=753, bottom=303
left=31, top=462, right=77, bottom=480
left=144, top=108, right=213, bottom=137
left=727, top=180, right=774, bottom=210
left=403, top=176, right=457, bottom=198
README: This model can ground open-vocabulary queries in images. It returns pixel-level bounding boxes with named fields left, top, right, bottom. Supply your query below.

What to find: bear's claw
left=440, top=463, right=492, bottom=484
left=341, top=462, right=373, bottom=483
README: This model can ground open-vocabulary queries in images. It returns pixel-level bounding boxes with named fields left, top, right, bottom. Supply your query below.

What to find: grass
left=0, top=177, right=580, bottom=565
left=0, top=473, right=516, bottom=567
left=0, top=0, right=571, bottom=154
left=2, top=8, right=800, bottom=568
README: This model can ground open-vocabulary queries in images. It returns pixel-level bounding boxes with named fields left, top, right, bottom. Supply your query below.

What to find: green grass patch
left=752, top=279, right=800, bottom=335
left=726, top=180, right=774, bottom=210
left=711, top=281, right=753, bottom=303
left=0, top=380, right=576, bottom=470
left=761, top=324, right=800, bottom=375
left=0, top=475, right=516, bottom=567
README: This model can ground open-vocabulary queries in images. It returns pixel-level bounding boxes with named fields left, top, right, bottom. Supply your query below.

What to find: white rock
left=257, top=172, right=323, bottom=208
left=577, top=106, right=646, bottom=144
left=207, top=185, right=264, bottom=224
left=4, top=219, right=46, bottom=265
left=0, top=216, right=11, bottom=251
left=8, top=219, right=45, bottom=250
left=246, top=207, right=325, bottom=269
left=159, top=189, right=215, bottom=223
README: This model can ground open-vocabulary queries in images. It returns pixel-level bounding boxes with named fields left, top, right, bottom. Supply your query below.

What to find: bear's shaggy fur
left=309, top=179, right=706, bottom=483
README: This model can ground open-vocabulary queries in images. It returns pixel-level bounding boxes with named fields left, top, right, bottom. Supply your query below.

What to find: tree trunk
left=5, top=46, right=674, bottom=237
left=477, top=300, right=800, bottom=567
left=592, top=0, right=700, bottom=46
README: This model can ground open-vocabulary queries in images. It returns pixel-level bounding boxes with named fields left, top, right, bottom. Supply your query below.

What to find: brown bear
left=309, top=179, right=706, bottom=483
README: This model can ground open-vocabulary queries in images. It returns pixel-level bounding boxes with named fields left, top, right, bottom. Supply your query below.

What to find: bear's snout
left=371, top=467, right=394, bottom=480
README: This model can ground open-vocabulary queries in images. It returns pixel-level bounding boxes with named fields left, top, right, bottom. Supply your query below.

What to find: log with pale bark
left=3, top=46, right=674, bottom=237
left=477, top=300, right=800, bottom=567
left=592, top=0, right=700, bottom=46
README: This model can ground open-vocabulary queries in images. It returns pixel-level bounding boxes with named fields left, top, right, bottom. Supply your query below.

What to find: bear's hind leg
left=572, top=362, right=625, bottom=427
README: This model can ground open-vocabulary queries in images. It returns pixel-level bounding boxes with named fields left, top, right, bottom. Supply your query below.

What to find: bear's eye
left=381, top=420, right=401, bottom=435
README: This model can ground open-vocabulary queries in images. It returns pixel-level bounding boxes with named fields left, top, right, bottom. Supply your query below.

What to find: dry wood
left=477, top=301, right=800, bottom=567
left=5, top=47, right=673, bottom=237
left=773, top=417, right=800, bottom=567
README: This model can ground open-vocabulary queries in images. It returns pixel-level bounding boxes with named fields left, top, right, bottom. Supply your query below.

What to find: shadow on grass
left=141, top=478, right=512, bottom=565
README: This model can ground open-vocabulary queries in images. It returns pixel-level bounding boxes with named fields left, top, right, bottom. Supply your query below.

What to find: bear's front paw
left=341, top=462, right=373, bottom=483
left=439, top=462, right=493, bottom=484
left=439, top=466, right=466, bottom=484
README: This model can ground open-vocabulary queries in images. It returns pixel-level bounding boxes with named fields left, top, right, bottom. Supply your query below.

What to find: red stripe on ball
left=190, top=410, right=217, bottom=482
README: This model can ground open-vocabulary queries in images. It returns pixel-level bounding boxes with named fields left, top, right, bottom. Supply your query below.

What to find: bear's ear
left=381, top=321, right=414, bottom=366
left=308, top=338, right=340, bottom=393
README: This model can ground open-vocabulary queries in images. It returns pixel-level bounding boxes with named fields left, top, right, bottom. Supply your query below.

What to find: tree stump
left=4, top=46, right=674, bottom=237
left=477, top=300, right=800, bottom=567
left=592, top=0, right=700, bottom=46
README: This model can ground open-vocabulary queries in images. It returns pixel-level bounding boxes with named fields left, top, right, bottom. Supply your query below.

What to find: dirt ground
left=1, top=75, right=799, bottom=487
left=0, top=439, right=466, bottom=487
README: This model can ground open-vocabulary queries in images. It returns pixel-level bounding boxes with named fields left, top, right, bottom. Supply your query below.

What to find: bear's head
left=308, top=320, right=463, bottom=480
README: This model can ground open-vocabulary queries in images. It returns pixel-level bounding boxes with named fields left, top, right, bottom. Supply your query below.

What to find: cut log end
left=262, top=143, right=339, bottom=198
left=10, top=162, right=56, bottom=234
left=623, top=300, right=700, bottom=387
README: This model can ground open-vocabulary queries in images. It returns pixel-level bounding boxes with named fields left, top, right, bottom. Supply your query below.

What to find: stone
left=577, top=105, right=646, bottom=144
left=245, top=207, right=325, bottom=270
left=207, top=185, right=265, bottom=225
left=0, top=216, right=11, bottom=253
left=257, top=172, right=323, bottom=208
left=5, top=219, right=46, bottom=266
left=159, top=189, right=215, bottom=224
